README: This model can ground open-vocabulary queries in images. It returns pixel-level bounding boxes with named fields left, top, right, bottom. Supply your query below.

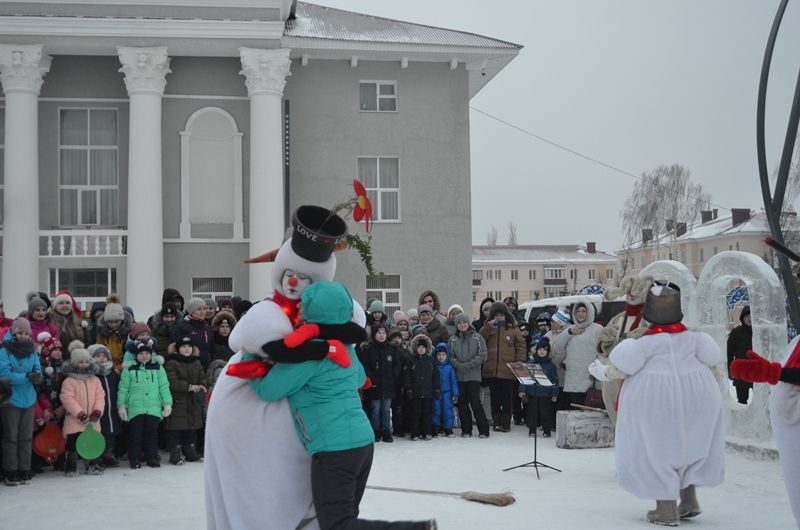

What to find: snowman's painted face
left=281, top=270, right=312, bottom=300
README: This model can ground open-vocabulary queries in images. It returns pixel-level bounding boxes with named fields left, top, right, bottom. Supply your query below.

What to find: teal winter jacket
left=0, top=338, right=41, bottom=409
left=118, top=361, right=173, bottom=420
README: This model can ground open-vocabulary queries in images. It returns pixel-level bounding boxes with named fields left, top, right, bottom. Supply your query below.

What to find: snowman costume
left=205, top=207, right=364, bottom=530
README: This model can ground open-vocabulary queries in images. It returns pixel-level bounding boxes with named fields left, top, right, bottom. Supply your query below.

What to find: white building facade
left=0, top=0, right=520, bottom=316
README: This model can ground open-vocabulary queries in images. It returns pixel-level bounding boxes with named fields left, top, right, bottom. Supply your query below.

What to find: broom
left=366, top=485, right=515, bottom=506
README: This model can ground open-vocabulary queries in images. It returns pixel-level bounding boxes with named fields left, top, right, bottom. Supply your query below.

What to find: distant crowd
left=0, top=287, right=604, bottom=485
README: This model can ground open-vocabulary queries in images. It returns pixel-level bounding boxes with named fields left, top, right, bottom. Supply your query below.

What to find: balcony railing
left=39, top=229, right=127, bottom=257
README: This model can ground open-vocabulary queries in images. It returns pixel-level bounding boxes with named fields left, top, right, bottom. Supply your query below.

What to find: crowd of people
left=0, top=285, right=602, bottom=486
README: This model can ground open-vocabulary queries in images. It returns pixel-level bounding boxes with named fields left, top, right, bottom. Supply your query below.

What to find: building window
left=495, top=291, right=503, bottom=300
left=713, top=246, right=718, bottom=255
left=700, top=248, right=704, bottom=262
left=367, top=274, right=401, bottom=315
left=49, top=267, right=116, bottom=310
left=0, top=107, right=3, bottom=225
left=511, top=270, right=518, bottom=281
left=529, top=269, right=536, bottom=280
left=640, top=256, right=645, bottom=268
left=569, top=269, right=576, bottom=280
left=495, top=270, right=502, bottom=280
left=472, top=269, right=482, bottom=286
left=359, top=81, right=397, bottom=112
left=487, top=270, right=493, bottom=281
left=682, top=251, right=686, bottom=263
left=472, top=291, right=477, bottom=302
left=605, top=269, right=614, bottom=280
left=735, top=241, right=740, bottom=251
left=588, top=269, right=596, bottom=280
left=192, top=277, right=234, bottom=302
left=543, top=287, right=561, bottom=298
left=511, top=290, right=519, bottom=300
left=357, top=157, right=399, bottom=221
left=59, top=108, right=119, bottom=226
left=545, top=268, right=564, bottom=279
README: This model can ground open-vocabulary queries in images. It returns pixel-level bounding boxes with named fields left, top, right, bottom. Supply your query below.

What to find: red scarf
left=644, top=323, right=687, bottom=335
left=271, top=291, right=301, bottom=327
left=787, top=339, right=800, bottom=369
left=624, top=303, right=644, bottom=330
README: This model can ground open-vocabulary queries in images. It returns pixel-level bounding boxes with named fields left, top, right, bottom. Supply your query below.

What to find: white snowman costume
left=204, top=237, right=365, bottom=530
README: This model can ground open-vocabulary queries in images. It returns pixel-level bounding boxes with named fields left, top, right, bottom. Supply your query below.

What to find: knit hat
left=11, top=317, right=32, bottom=336
left=176, top=335, right=194, bottom=350
left=411, top=324, right=427, bottom=336
left=536, top=337, right=552, bottom=352
left=87, top=344, right=110, bottom=359
left=218, top=299, right=233, bottom=310
left=27, top=295, right=47, bottom=315
left=161, top=305, right=179, bottom=318
left=129, top=322, right=151, bottom=340
left=447, top=304, right=464, bottom=318
left=135, top=339, right=153, bottom=354
left=203, top=298, right=217, bottom=310
left=552, top=308, right=572, bottom=327
left=103, top=303, right=125, bottom=322
left=69, top=348, right=91, bottom=364
left=370, top=322, right=389, bottom=340
left=393, top=310, right=408, bottom=325
left=367, top=299, right=385, bottom=314
left=435, top=343, right=448, bottom=353
left=185, top=297, right=206, bottom=315
left=387, top=327, right=402, bottom=341
left=406, top=308, right=419, bottom=320
left=38, top=332, right=62, bottom=358
left=454, top=313, right=471, bottom=326
left=417, top=304, right=433, bottom=315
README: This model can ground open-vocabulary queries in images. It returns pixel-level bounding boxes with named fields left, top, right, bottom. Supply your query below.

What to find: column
left=0, top=45, right=50, bottom=315
left=118, top=46, right=170, bottom=318
left=239, top=48, right=291, bottom=300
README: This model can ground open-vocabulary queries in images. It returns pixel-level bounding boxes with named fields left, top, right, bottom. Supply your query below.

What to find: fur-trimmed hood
left=410, top=334, right=433, bottom=355
left=571, top=297, right=598, bottom=328
left=212, top=309, right=237, bottom=330
left=61, top=359, right=98, bottom=380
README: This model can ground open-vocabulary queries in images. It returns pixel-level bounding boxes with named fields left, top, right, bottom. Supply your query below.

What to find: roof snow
left=472, top=245, right=617, bottom=265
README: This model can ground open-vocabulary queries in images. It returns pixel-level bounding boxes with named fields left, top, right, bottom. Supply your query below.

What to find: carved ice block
left=555, top=410, right=615, bottom=449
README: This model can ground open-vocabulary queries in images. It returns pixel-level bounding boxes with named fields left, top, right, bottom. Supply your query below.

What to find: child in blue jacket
left=251, top=281, right=434, bottom=530
left=432, top=342, right=459, bottom=438
left=519, top=337, right=559, bottom=438
left=0, top=318, right=42, bottom=485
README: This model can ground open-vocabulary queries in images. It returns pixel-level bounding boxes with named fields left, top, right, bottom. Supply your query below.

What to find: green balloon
left=76, top=423, right=106, bottom=460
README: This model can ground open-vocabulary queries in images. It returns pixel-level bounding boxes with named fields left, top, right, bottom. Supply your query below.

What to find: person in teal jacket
left=0, top=318, right=42, bottom=486
left=117, top=340, right=173, bottom=469
left=251, top=281, right=434, bottom=530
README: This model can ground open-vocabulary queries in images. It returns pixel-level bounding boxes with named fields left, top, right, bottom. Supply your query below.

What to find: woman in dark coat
left=164, top=335, right=207, bottom=465
left=727, top=305, right=753, bottom=404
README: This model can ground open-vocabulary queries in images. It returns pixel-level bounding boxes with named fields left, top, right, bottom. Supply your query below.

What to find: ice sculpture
left=694, top=251, right=787, bottom=441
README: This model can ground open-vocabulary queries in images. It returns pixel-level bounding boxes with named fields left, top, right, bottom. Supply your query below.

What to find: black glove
left=405, top=389, right=414, bottom=399
left=27, top=371, right=43, bottom=385
left=77, top=411, right=89, bottom=423
left=434, top=389, right=442, bottom=400
left=89, top=410, right=102, bottom=422
left=452, top=395, right=458, bottom=404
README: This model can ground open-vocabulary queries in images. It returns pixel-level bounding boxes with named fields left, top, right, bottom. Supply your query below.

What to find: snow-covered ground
left=4, top=429, right=795, bottom=529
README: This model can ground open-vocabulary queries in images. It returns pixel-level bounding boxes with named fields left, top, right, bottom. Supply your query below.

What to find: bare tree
left=487, top=225, right=498, bottom=246
left=507, top=221, right=518, bottom=245
left=621, top=164, right=711, bottom=259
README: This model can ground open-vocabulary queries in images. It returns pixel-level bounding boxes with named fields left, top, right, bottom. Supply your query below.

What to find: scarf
left=644, top=323, right=688, bottom=335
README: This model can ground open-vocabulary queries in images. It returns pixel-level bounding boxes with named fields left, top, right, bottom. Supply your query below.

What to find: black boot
left=492, top=414, right=502, bottom=432
left=381, top=431, right=394, bottom=443
left=169, top=446, right=185, bottom=466
left=184, top=444, right=203, bottom=462
left=500, top=414, right=512, bottom=432
left=4, top=470, right=19, bottom=487
left=65, top=451, right=78, bottom=477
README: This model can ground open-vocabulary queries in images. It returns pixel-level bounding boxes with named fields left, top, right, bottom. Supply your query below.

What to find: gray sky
left=318, top=0, right=800, bottom=254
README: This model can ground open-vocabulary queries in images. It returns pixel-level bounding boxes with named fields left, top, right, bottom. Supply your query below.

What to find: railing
left=39, top=229, right=127, bottom=257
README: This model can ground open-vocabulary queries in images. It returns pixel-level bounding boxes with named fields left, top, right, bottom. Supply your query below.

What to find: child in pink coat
left=59, top=345, right=105, bottom=476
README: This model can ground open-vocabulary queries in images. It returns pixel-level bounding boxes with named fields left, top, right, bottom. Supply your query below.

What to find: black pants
left=408, top=397, right=432, bottom=437
left=391, top=391, right=406, bottom=435
left=0, top=405, right=34, bottom=472
left=733, top=380, right=751, bottom=405
left=512, top=381, right=526, bottom=423
left=456, top=381, right=490, bottom=436
left=526, top=396, right=554, bottom=435
left=311, top=444, right=426, bottom=530
left=166, top=429, right=197, bottom=450
left=488, top=378, right=515, bottom=417
left=127, top=414, right=160, bottom=462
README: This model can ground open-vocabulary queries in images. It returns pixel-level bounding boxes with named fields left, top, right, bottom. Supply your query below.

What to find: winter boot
left=4, top=470, right=19, bottom=486
left=375, top=430, right=381, bottom=443
left=444, top=429, right=455, bottom=438
left=492, top=414, right=502, bottom=432
left=65, top=451, right=78, bottom=477
left=18, top=470, right=32, bottom=485
left=381, top=431, right=394, bottom=443
left=86, top=460, right=104, bottom=475
left=423, top=519, right=438, bottom=530
left=184, top=444, right=203, bottom=462
left=170, top=445, right=185, bottom=466
left=431, top=425, right=440, bottom=438
left=146, top=457, right=161, bottom=468
left=647, top=500, right=680, bottom=526
left=102, top=451, right=120, bottom=469
left=500, top=414, right=512, bottom=432
left=678, top=485, right=701, bottom=519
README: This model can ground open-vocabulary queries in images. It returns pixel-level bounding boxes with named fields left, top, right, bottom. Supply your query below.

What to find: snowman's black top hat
left=291, top=205, right=348, bottom=263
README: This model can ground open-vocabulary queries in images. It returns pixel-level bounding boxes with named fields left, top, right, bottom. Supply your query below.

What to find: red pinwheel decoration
left=352, top=179, right=373, bottom=233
